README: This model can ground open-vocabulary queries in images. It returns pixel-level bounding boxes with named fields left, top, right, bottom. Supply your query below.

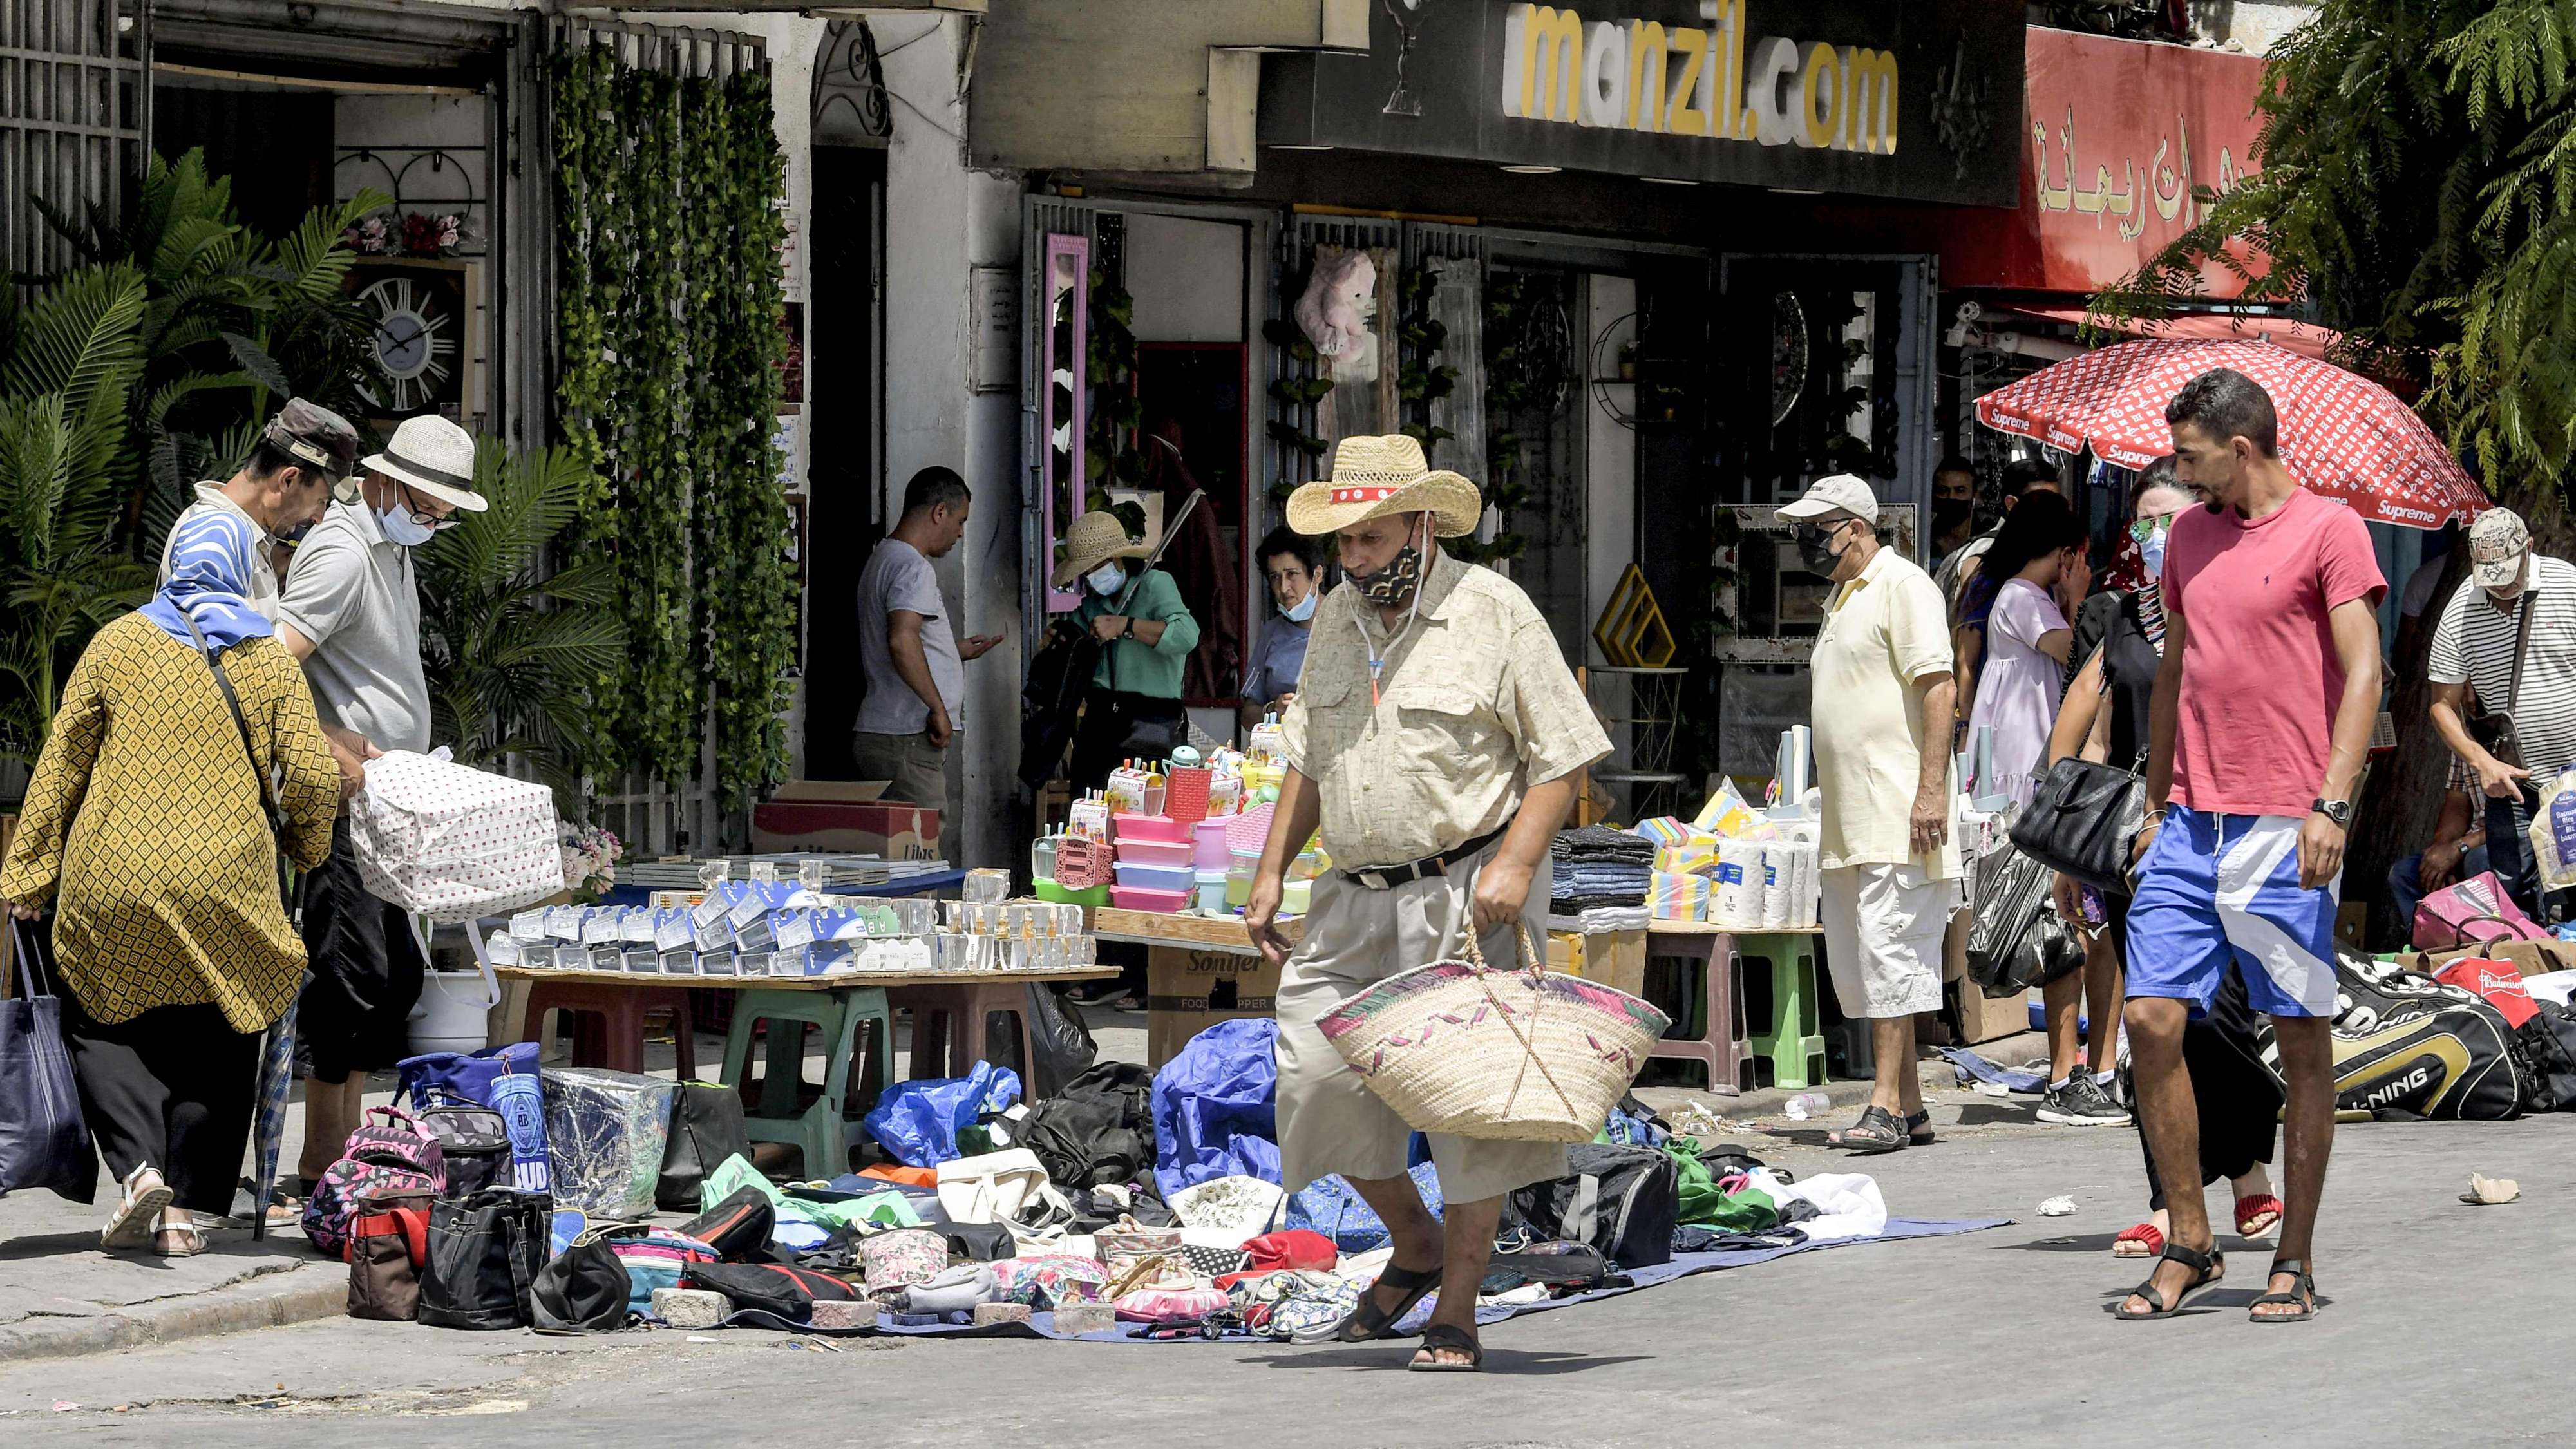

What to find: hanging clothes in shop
left=1142, top=429, right=1243, bottom=704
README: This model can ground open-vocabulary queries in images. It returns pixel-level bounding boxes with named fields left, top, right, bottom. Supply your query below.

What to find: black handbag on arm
left=2011, top=752, right=2150, bottom=896
left=2466, top=589, right=2536, bottom=770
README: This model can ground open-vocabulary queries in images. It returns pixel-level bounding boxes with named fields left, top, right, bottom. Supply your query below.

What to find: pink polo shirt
left=2164, top=485, right=2385, bottom=818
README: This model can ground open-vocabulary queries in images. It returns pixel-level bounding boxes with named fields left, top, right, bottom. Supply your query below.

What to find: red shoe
left=2112, top=1221, right=2164, bottom=1258
left=2235, top=1194, right=2282, bottom=1237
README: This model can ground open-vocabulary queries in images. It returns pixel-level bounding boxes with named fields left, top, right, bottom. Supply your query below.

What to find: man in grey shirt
left=275, top=414, right=486, bottom=1188
left=853, top=467, right=1000, bottom=814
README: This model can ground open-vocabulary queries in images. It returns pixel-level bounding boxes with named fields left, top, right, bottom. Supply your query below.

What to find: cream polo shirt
left=1282, top=549, right=1609, bottom=869
left=1810, top=547, right=1961, bottom=878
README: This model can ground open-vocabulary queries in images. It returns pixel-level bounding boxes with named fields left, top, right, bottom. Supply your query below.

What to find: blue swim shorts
left=2123, top=804, right=2340, bottom=1019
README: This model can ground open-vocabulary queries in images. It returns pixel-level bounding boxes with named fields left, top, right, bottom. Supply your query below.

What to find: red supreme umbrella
left=1975, top=337, right=2488, bottom=530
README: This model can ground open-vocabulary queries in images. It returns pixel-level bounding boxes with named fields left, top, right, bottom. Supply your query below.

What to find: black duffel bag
left=417, top=1188, right=553, bottom=1330
left=2009, top=754, right=2148, bottom=896
left=1501, top=1144, right=1677, bottom=1270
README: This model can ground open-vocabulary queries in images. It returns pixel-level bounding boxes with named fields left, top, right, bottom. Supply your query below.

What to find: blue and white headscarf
left=140, top=508, right=272, bottom=650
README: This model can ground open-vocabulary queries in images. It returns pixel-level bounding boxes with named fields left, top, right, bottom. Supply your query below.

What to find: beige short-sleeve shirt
left=1282, top=550, right=1608, bottom=869
left=1810, top=548, right=1961, bottom=878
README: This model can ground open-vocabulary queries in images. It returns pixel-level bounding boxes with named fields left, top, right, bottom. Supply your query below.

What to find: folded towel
left=1550, top=826, right=1655, bottom=864
left=1548, top=907, right=1652, bottom=933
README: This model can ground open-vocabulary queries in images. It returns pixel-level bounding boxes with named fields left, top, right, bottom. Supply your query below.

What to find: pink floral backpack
left=303, top=1106, right=445, bottom=1259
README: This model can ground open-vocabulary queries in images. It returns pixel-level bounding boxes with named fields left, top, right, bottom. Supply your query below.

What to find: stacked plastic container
left=1109, top=814, right=1193, bottom=912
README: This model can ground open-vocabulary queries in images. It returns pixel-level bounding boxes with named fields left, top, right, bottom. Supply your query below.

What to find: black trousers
left=62, top=996, right=262, bottom=1215
left=2108, top=903, right=2282, bottom=1210
left=297, top=816, right=426, bottom=1083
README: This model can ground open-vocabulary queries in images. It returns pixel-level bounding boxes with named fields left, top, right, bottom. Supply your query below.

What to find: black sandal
left=2114, top=1241, right=2223, bottom=1320
left=1906, top=1110, right=1935, bottom=1146
left=1408, top=1322, right=1484, bottom=1372
left=2248, top=1258, right=2318, bottom=1323
left=1828, top=1104, right=1908, bottom=1154
left=1291, top=1262, right=1442, bottom=1345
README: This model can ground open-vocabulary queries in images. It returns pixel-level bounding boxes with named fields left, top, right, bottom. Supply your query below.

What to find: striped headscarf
left=140, top=507, right=273, bottom=650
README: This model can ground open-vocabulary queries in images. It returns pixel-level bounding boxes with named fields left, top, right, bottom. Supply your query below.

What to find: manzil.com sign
left=1501, top=1, right=1898, bottom=155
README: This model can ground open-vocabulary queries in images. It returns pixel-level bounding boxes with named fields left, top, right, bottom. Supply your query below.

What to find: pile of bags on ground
left=301, top=1019, right=1902, bottom=1337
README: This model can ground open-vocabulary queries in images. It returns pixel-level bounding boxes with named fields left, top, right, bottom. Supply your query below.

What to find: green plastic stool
left=720, top=986, right=893, bottom=1180
left=1740, top=933, right=1829, bottom=1090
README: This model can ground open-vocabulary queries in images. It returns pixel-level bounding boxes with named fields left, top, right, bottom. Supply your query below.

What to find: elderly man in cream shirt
left=1777, top=473, right=1961, bottom=1157
left=1245, top=435, right=1609, bottom=1373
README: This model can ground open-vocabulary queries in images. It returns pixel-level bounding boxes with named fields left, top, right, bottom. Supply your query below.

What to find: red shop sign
left=1940, top=29, right=2269, bottom=294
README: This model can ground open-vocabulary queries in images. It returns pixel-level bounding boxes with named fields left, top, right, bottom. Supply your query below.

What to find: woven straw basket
left=1316, top=927, right=1670, bottom=1143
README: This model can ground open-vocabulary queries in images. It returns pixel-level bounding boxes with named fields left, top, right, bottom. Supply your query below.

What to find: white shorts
left=1820, top=863, right=1950, bottom=1019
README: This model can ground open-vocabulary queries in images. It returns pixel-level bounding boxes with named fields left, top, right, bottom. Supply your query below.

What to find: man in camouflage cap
left=155, top=397, right=360, bottom=620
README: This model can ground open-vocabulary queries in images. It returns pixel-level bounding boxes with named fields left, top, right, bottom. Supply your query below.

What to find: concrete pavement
left=3, top=1075, right=2567, bottom=1445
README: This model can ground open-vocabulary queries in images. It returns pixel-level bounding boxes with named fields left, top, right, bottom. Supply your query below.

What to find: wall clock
left=348, top=259, right=472, bottom=422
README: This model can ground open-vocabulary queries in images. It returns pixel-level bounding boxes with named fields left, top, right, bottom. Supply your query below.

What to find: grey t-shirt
left=277, top=500, right=432, bottom=753
left=158, top=482, right=281, bottom=618
left=855, top=538, right=963, bottom=735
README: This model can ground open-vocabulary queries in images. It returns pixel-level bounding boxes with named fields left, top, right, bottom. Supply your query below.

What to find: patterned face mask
left=1354, top=540, right=1424, bottom=610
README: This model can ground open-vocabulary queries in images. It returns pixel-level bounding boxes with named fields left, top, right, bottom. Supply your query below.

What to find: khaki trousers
left=1273, top=846, right=1567, bottom=1205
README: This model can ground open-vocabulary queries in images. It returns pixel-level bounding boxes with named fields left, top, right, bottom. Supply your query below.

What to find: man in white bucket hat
left=277, top=413, right=486, bottom=1190
left=1246, top=435, right=1608, bottom=1372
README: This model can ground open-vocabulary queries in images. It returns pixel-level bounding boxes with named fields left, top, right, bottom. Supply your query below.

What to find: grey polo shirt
left=278, top=500, right=432, bottom=753
left=157, top=482, right=281, bottom=618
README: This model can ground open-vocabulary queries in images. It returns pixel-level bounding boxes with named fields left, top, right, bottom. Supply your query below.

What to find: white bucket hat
left=363, top=414, right=488, bottom=513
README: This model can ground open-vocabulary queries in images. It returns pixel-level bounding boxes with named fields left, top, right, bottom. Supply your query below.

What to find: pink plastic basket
left=1225, top=803, right=1276, bottom=855
left=1054, top=835, right=1114, bottom=890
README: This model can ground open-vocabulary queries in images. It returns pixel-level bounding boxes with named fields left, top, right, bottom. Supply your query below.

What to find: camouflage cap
left=264, top=397, right=360, bottom=482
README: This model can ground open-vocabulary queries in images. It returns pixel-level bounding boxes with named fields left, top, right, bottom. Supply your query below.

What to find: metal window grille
left=0, top=0, right=146, bottom=281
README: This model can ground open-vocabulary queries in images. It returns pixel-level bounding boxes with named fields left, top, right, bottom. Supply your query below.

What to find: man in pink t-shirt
left=2115, top=368, right=2384, bottom=1325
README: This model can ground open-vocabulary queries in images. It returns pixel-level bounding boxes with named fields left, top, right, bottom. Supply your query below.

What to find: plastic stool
left=1740, top=933, right=1828, bottom=1090
left=720, top=986, right=892, bottom=1179
left=1643, top=929, right=1754, bottom=1092
left=884, top=981, right=1041, bottom=1095
left=520, top=982, right=697, bottom=1077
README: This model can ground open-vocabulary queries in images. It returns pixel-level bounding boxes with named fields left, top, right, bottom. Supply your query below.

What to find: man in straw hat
left=277, top=413, right=487, bottom=1194
left=1246, top=435, right=1608, bottom=1372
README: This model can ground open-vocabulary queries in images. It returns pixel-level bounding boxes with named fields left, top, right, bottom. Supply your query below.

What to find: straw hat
left=1284, top=434, right=1484, bottom=538
left=1052, top=509, right=1151, bottom=588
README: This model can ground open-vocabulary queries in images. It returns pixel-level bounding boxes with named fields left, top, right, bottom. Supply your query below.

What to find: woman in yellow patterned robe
left=2, top=507, right=337, bottom=1253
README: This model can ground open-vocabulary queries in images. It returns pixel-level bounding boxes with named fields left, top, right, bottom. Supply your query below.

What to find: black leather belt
left=1342, top=822, right=1511, bottom=891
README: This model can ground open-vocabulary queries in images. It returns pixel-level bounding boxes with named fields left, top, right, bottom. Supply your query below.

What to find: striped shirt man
left=2429, top=553, right=2576, bottom=781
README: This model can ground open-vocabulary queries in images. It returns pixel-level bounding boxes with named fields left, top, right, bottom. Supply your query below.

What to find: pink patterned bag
left=1113, top=1286, right=1229, bottom=1323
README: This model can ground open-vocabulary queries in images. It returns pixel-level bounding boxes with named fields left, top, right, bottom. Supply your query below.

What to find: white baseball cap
left=2468, top=507, right=2533, bottom=592
left=1774, top=473, right=1880, bottom=525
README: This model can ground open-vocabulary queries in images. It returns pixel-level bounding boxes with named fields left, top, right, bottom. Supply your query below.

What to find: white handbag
left=349, top=749, right=564, bottom=923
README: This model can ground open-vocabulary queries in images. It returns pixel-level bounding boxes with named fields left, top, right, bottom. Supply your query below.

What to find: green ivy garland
left=552, top=44, right=794, bottom=809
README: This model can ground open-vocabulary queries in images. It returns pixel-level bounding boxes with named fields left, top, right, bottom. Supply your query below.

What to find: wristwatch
left=1119, top=618, right=1137, bottom=641
left=2311, top=797, right=2353, bottom=829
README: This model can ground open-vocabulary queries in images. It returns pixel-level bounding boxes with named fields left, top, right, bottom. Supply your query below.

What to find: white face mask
left=1085, top=562, right=1126, bottom=597
left=1283, top=590, right=1316, bottom=623
left=377, top=503, right=438, bottom=548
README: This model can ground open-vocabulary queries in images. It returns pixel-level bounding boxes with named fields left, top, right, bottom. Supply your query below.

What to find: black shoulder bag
left=179, top=614, right=292, bottom=906
left=2008, top=601, right=2148, bottom=895
left=2467, top=590, right=2537, bottom=770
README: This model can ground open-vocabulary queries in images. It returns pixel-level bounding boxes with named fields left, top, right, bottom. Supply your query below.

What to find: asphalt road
left=0, top=1097, right=2560, bottom=1447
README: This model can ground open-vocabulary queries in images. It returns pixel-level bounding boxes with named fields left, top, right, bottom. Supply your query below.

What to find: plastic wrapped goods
left=540, top=1068, right=677, bottom=1218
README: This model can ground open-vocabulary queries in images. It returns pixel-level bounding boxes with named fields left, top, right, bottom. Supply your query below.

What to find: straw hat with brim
left=364, top=413, right=488, bottom=513
left=1285, top=434, right=1484, bottom=538
left=1052, top=509, right=1151, bottom=589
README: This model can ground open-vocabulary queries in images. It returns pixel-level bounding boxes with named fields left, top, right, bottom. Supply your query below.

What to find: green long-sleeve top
left=1075, top=567, right=1199, bottom=699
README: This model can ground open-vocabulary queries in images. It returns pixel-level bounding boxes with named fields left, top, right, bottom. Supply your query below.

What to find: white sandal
left=153, top=1215, right=206, bottom=1257
left=102, top=1165, right=174, bottom=1251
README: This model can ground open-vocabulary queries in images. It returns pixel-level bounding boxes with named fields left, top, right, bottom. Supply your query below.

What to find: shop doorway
left=800, top=142, right=887, bottom=778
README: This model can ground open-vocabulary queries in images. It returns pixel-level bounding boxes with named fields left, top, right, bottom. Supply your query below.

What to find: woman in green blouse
left=1059, top=509, right=1201, bottom=790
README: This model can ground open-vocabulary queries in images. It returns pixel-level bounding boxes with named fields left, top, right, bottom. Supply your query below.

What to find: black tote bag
left=417, top=1188, right=553, bottom=1330
left=0, top=920, right=93, bottom=1199
left=656, top=1081, right=752, bottom=1212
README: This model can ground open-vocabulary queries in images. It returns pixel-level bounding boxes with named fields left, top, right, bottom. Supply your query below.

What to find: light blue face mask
left=1283, top=589, right=1316, bottom=623
left=2139, top=526, right=2170, bottom=582
left=1085, top=562, right=1126, bottom=597
left=377, top=503, right=438, bottom=548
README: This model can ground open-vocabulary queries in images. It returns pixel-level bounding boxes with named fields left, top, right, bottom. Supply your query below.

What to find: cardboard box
left=1144, top=945, right=1279, bottom=1066
left=751, top=789, right=939, bottom=859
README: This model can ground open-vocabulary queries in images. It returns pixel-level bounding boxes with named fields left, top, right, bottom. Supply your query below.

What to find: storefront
left=1007, top=0, right=2027, bottom=808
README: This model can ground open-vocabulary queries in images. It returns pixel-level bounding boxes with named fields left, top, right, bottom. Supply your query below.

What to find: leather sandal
left=1291, top=1262, right=1441, bottom=1345
left=2248, top=1258, right=2318, bottom=1323
left=153, top=1219, right=207, bottom=1258
left=1408, top=1322, right=1484, bottom=1372
left=1828, top=1104, right=1908, bottom=1154
left=1905, top=1110, right=1935, bottom=1146
left=2114, top=1241, right=2223, bottom=1320
left=101, top=1166, right=174, bottom=1252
